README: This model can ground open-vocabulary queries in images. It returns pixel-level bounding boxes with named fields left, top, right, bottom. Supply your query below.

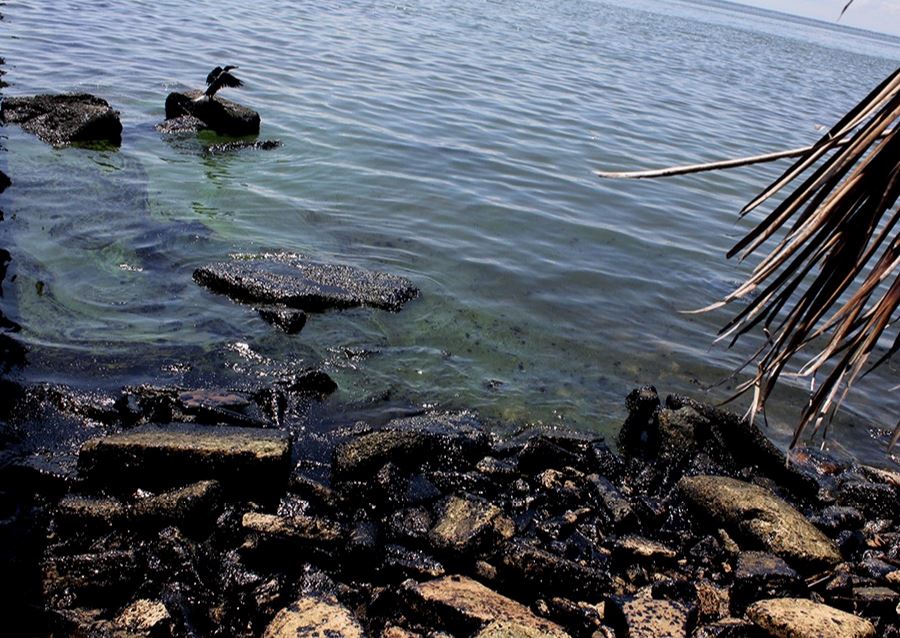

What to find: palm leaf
left=718, top=66, right=900, bottom=452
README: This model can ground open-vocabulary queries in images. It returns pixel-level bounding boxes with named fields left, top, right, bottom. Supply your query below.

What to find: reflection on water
left=0, top=0, right=898, bottom=465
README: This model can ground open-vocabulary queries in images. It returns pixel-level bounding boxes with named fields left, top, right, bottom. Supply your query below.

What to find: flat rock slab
left=78, top=424, right=290, bottom=495
left=262, top=595, right=365, bottom=638
left=1, top=94, right=122, bottom=146
left=193, top=253, right=419, bottom=312
left=165, top=90, right=260, bottom=136
left=678, top=475, right=841, bottom=570
left=746, top=598, right=875, bottom=638
left=404, top=575, right=570, bottom=638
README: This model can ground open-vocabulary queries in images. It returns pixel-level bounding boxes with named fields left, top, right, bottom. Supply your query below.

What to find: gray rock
left=194, top=253, right=419, bottom=312
left=678, top=475, right=841, bottom=571
left=402, top=575, right=570, bottom=638
left=332, top=413, right=490, bottom=480
left=155, top=114, right=205, bottom=134
left=746, top=598, right=875, bottom=638
left=262, top=594, right=366, bottom=638
left=1, top=94, right=122, bottom=146
left=164, top=90, right=260, bottom=136
left=78, top=424, right=291, bottom=496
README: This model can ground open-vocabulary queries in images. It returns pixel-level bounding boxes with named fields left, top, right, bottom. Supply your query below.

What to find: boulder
left=746, top=598, right=875, bottom=638
left=678, top=475, right=841, bottom=570
left=1, top=94, right=122, bottom=146
left=194, top=253, right=419, bottom=313
left=77, top=424, right=291, bottom=496
left=402, top=575, right=570, bottom=638
left=262, top=595, right=365, bottom=638
left=164, top=90, right=260, bottom=136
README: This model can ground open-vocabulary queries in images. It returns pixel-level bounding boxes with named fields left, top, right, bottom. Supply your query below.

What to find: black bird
left=202, top=65, right=243, bottom=99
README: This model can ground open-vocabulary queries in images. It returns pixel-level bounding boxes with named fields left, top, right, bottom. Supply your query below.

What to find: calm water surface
left=1, top=0, right=898, bottom=464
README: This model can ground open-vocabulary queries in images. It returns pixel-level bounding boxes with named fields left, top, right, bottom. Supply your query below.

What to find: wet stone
left=730, top=552, right=805, bottom=615
left=206, top=139, right=282, bottom=153
left=809, top=505, right=865, bottom=533
left=1, top=93, right=122, bottom=146
left=43, top=549, right=140, bottom=608
left=164, top=90, right=260, bottom=136
left=746, top=597, right=876, bottom=638
left=500, top=539, right=609, bottom=600
left=851, top=586, right=900, bottom=617
left=78, top=424, right=291, bottom=497
left=586, top=474, right=636, bottom=531
left=262, top=594, right=365, bottom=638
left=836, top=479, right=899, bottom=519
left=332, top=413, right=490, bottom=481
left=382, top=544, right=446, bottom=580
left=194, top=252, right=419, bottom=313
left=678, top=475, right=842, bottom=571
left=402, top=575, right=570, bottom=638
left=388, top=506, right=433, bottom=543
left=692, top=618, right=765, bottom=638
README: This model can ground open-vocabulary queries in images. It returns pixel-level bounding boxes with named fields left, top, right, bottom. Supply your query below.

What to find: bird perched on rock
left=200, top=65, right=243, bottom=100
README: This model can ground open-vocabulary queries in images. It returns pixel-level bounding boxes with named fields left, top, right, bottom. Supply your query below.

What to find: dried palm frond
left=719, top=65, right=900, bottom=450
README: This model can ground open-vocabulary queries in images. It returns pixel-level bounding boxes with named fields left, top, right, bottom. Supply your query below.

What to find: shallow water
left=1, top=0, right=898, bottom=464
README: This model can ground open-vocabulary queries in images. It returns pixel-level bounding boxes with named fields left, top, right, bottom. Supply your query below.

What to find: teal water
left=1, top=0, right=898, bottom=464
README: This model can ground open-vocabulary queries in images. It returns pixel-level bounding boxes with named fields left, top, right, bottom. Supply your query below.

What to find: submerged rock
left=746, top=597, right=875, bottom=638
left=1, top=94, right=122, bottom=146
left=205, top=139, right=282, bottom=153
left=678, top=475, right=841, bottom=570
left=164, top=90, right=260, bottom=136
left=77, top=424, right=291, bottom=496
left=257, top=306, right=307, bottom=334
left=194, top=253, right=419, bottom=313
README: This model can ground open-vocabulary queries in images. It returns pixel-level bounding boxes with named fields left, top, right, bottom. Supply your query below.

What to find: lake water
left=1, top=0, right=898, bottom=465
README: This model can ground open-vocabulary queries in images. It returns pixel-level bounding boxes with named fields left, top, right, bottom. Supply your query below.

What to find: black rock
left=810, top=505, right=865, bottom=534
left=164, top=90, right=260, bottom=136
left=730, top=551, right=806, bottom=615
left=499, top=538, right=610, bottom=600
left=1, top=94, right=122, bottom=146
left=586, top=474, right=636, bottom=531
left=619, top=386, right=660, bottom=457
left=0, top=170, right=9, bottom=193
left=836, top=479, right=899, bottom=519
left=194, top=253, right=419, bottom=312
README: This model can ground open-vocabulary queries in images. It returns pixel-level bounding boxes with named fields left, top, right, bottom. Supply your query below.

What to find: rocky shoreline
left=0, top=88, right=897, bottom=637
left=0, top=380, right=898, bottom=637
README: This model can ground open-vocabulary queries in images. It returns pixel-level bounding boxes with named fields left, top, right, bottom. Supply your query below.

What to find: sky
left=730, top=0, right=900, bottom=37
